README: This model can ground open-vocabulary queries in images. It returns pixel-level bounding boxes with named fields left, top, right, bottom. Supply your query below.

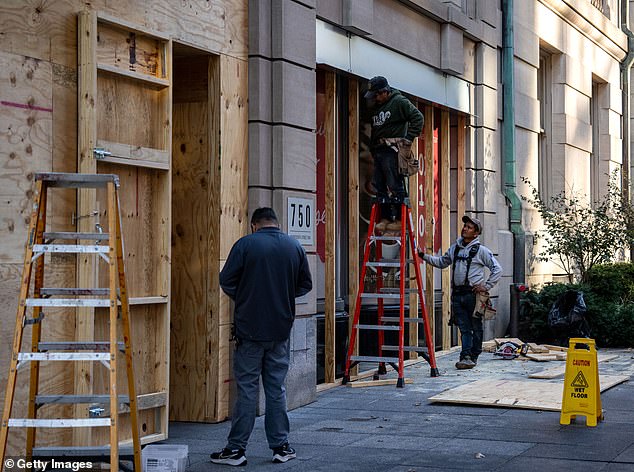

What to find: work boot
left=455, top=356, right=476, bottom=370
left=375, top=219, right=390, bottom=233
left=386, top=220, right=402, bottom=232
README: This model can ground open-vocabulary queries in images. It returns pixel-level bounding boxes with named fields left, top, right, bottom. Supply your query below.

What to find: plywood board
left=0, top=52, right=53, bottom=264
left=0, top=0, right=72, bottom=64
left=212, top=54, right=248, bottom=421
left=170, top=55, right=210, bottom=422
left=0, top=1, right=247, bottom=67
left=529, top=354, right=620, bottom=379
left=428, top=375, right=629, bottom=411
left=217, top=54, right=248, bottom=259
left=96, top=23, right=164, bottom=78
left=493, top=337, right=524, bottom=346
left=524, top=353, right=561, bottom=362
left=527, top=342, right=550, bottom=353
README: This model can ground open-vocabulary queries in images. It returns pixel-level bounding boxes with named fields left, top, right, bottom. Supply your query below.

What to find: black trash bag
left=547, top=290, right=591, bottom=345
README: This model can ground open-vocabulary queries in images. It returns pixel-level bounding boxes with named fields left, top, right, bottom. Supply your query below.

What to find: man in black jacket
left=365, top=76, right=424, bottom=232
left=210, top=208, right=312, bottom=466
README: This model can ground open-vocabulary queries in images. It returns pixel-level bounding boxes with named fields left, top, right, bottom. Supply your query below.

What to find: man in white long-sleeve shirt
left=418, top=215, right=502, bottom=369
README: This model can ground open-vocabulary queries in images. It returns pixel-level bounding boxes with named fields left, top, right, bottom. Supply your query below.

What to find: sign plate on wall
left=287, top=197, right=314, bottom=246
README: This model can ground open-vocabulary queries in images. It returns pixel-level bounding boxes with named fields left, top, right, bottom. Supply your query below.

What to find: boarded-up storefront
left=0, top=0, right=247, bottom=453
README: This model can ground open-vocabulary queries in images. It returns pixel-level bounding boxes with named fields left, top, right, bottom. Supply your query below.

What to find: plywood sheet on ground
left=529, top=354, right=620, bottom=379
left=428, top=375, right=629, bottom=411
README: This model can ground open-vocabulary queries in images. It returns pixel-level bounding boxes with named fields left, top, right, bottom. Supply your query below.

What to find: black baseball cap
left=364, top=76, right=389, bottom=98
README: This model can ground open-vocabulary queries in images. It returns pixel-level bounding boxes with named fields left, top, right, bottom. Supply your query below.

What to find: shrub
left=585, top=263, right=634, bottom=303
left=521, top=172, right=634, bottom=283
left=518, top=264, right=634, bottom=348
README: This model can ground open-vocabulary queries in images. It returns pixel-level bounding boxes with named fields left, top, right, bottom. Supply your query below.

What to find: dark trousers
left=227, top=339, right=290, bottom=450
left=372, top=146, right=407, bottom=220
left=451, top=290, right=483, bottom=360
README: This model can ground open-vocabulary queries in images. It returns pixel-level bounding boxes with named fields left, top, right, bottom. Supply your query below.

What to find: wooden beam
left=347, top=78, right=360, bottom=376
left=207, top=55, right=222, bottom=422
left=348, top=378, right=413, bottom=388
left=408, top=138, right=419, bottom=360
left=457, top=115, right=466, bottom=234
left=324, top=71, right=337, bottom=384
left=95, top=139, right=169, bottom=169
left=75, top=10, right=98, bottom=446
left=440, top=110, right=451, bottom=350
left=423, top=106, right=435, bottom=346
left=155, top=38, right=173, bottom=438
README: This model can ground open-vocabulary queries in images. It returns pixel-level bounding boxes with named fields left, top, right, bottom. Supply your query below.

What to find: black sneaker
left=210, top=448, right=247, bottom=466
left=272, top=443, right=296, bottom=463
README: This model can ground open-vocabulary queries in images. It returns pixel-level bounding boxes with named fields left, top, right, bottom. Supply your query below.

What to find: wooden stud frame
left=440, top=110, right=451, bottom=349
left=457, top=115, right=466, bottom=235
left=347, top=78, right=360, bottom=377
left=324, top=71, right=337, bottom=384
left=78, top=10, right=172, bottom=444
left=423, top=107, right=435, bottom=346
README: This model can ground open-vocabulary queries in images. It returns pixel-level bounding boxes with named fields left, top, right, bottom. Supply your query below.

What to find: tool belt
left=452, top=285, right=473, bottom=294
left=378, top=137, right=418, bottom=176
left=473, top=291, right=497, bottom=320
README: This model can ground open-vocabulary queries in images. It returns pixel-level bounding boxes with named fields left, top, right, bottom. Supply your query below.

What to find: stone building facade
left=248, top=0, right=630, bottom=407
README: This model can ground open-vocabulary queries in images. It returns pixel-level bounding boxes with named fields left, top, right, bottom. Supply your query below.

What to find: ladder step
left=35, top=394, right=129, bottom=405
left=8, top=418, right=111, bottom=427
left=33, top=446, right=134, bottom=458
left=35, top=172, right=119, bottom=188
left=366, top=261, right=401, bottom=268
left=379, top=288, right=417, bottom=294
left=355, top=324, right=400, bottom=331
left=382, top=345, right=429, bottom=353
left=44, top=231, right=110, bottom=241
left=17, top=353, right=111, bottom=361
left=38, top=341, right=124, bottom=351
left=350, top=355, right=399, bottom=363
left=33, top=244, right=110, bottom=254
left=40, top=288, right=111, bottom=297
left=25, top=298, right=111, bottom=307
left=381, top=316, right=426, bottom=323
left=361, top=293, right=402, bottom=299
left=370, top=235, right=402, bottom=241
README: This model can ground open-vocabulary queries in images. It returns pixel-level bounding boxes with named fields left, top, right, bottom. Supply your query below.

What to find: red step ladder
left=343, top=202, right=439, bottom=387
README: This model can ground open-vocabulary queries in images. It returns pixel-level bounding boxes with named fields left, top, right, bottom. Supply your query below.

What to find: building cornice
left=539, top=0, right=627, bottom=61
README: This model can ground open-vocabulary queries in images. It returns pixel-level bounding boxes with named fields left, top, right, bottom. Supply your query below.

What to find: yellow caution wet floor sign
left=560, top=338, right=603, bottom=427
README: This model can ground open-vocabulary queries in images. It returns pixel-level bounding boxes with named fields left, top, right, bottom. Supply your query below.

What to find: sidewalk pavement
left=161, top=348, right=634, bottom=471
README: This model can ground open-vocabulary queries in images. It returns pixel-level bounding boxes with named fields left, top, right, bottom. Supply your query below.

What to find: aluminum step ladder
left=343, top=202, right=439, bottom=387
left=0, top=173, right=141, bottom=471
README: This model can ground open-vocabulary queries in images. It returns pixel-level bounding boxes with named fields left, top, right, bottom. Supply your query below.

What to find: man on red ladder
left=418, top=216, right=502, bottom=369
left=365, top=76, right=423, bottom=231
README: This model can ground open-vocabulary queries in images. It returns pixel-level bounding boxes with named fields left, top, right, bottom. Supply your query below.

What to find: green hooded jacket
left=369, top=89, right=424, bottom=147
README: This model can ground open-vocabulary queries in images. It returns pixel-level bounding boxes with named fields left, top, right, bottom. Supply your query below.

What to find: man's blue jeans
left=227, top=339, right=290, bottom=451
left=452, top=290, right=483, bottom=360
left=372, top=146, right=407, bottom=219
